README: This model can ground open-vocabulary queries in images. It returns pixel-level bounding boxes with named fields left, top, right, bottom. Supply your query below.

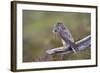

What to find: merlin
left=53, top=22, right=78, bottom=53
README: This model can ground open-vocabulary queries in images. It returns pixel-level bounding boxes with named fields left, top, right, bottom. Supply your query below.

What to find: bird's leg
left=72, top=47, right=77, bottom=54
left=70, top=42, right=78, bottom=54
left=61, top=38, right=77, bottom=54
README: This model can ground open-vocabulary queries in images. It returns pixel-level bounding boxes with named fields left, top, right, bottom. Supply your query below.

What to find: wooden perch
left=46, top=35, right=91, bottom=55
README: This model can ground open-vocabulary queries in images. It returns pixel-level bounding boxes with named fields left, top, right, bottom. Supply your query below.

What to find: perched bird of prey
left=53, top=22, right=78, bottom=53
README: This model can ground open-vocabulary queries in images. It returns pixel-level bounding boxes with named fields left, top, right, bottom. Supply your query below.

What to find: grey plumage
left=53, top=22, right=78, bottom=53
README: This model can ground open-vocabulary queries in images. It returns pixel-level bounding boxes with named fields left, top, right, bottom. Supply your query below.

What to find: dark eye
left=53, top=28, right=57, bottom=32
left=54, top=29, right=57, bottom=32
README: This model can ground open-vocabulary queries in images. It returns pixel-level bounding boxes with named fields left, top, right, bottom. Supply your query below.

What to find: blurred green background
left=23, top=10, right=91, bottom=62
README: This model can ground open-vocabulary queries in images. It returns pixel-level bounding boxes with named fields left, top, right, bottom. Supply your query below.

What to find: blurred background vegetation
left=23, top=10, right=91, bottom=62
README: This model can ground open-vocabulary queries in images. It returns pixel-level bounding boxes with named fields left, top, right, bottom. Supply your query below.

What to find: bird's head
left=53, top=22, right=66, bottom=33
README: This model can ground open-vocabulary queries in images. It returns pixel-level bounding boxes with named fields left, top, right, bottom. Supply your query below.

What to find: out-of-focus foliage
left=23, top=10, right=91, bottom=62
